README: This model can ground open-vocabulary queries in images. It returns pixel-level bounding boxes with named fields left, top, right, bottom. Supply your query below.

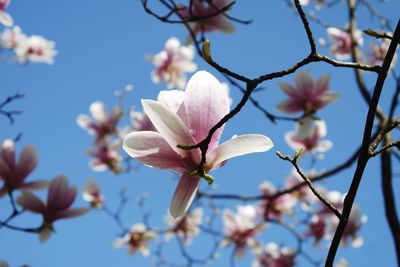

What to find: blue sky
left=1, top=0, right=399, bottom=266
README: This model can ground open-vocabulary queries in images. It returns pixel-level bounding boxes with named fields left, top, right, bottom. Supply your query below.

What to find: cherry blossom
left=253, top=242, right=296, bottom=267
left=113, top=224, right=156, bottom=256
left=0, top=0, right=13, bottom=26
left=82, top=179, right=105, bottom=209
left=179, top=0, right=235, bottom=36
left=16, top=176, right=89, bottom=241
left=123, top=71, right=273, bottom=218
left=164, top=207, right=203, bottom=245
left=77, top=101, right=122, bottom=143
left=327, top=27, right=363, bottom=60
left=14, top=35, right=57, bottom=64
left=0, top=26, right=26, bottom=50
left=147, top=37, right=197, bottom=90
left=277, top=71, right=338, bottom=114
left=0, top=139, right=47, bottom=197
left=285, top=118, right=332, bottom=154
left=222, top=205, right=264, bottom=258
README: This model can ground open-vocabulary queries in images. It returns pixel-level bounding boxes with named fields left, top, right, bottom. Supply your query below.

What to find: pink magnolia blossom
left=114, top=224, right=156, bottom=256
left=285, top=118, right=332, bottom=154
left=88, top=141, right=122, bottom=174
left=147, top=37, right=197, bottom=90
left=222, top=205, right=264, bottom=258
left=253, top=243, right=296, bottom=267
left=179, top=0, right=235, bottom=35
left=164, top=207, right=203, bottom=245
left=327, top=27, right=363, bottom=60
left=14, top=35, right=57, bottom=64
left=258, top=181, right=297, bottom=220
left=0, top=0, right=13, bottom=26
left=77, top=101, right=122, bottom=143
left=0, top=139, right=47, bottom=197
left=0, top=26, right=26, bottom=50
left=16, top=176, right=89, bottom=241
left=368, top=38, right=397, bottom=68
left=277, top=72, right=338, bottom=114
left=123, top=71, right=273, bottom=218
left=82, top=178, right=105, bottom=209
left=304, top=214, right=329, bottom=245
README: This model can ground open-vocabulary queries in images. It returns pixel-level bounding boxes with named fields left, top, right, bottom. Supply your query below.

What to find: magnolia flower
left=259, top=181, right=297, bottom=220
left=368, top=38, right=397, bottom=68
left=14, top=35, right=57, bottom=64
left=147, top=37, right=197, bottom=90
left=327, top=27, right=363, bottom=60
left=88, top=141, right=122, bottom=174
left=123, top=71, right=273, bottom=218
left=0, top=0, right=13, bottom=26
left=16, top=176, right=89, bottom=242
left=222, top=205, right=264, bottom=258
left=304, top=214, right=328, bottom=245
left=114, top=224, right=156, bottom=256
left=253, top=243, right=296, bottom=267
left=179, top=0, right=235, bottom=36
left=285, top=118, right=332, bottom=154
left=0, top=26, right=26, bottom=50
left=277, top=72, right=338, bottom=114
left=0, top=139, right=47, bottom=197
left=77, top=101, right=122, bottom=142
left=130, top=109, right=155, bottom=132
left=164, top=207, right=203, bottom=245
left=82, top=179, right=105, bottom=209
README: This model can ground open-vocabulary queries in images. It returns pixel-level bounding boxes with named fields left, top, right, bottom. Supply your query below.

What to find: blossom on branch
left=277, top=71, right=338, bottom=114
left=147, top=37, right=197, bottom=90
left=221, top=205, right=264, bottom=258
left=123, top=70, right=273, bottom=218
left=16, top=176, right=89, bottom=242
left=327, top=27, right=363, bottom=60
left=0, top=0, right=13, bottom=26
left=0, top=139, right=47, bottom=197
left=114, top=224, right=156, bottom=256
left=252, top=242, right=296, bottom=267
left=82, top=178, right=105, bottom=209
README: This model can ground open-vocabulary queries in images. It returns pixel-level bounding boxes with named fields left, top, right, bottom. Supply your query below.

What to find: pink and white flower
left=327, top=27, right=363, bottom=60
left=164, top=207, right=203, bottom=245
left=0, top=26, right=26, bottom=50
left=14, top=35, right=57, bottom=64
left=0, top=139, right=47, bottom=197
left=277, top=72, right=338, bottom=114
left=222, top=205, right=264, bottom=258
left=123, top=71, right=273, bottom=218
left=77, top=101, right=122, bottom=143
left=368, top=38, right=397, bottom=68
left=253, top=242, right=296, bottom=267
left=148, top=37, right=197, bottom=90
left=16, top=176, right=89, bottom=242
left=88, top=141, right=122, bottom=174
left=179, top=0, right=235, bottom=36
left=114, top=224, right=156, bottom=256
left=285, top=118, right=332, bottom=154
left=82, top=178, right=105, bottom=209
left=0, top=0, right=13, bottom=27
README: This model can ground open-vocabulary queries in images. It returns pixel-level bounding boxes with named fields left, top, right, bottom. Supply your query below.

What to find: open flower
left=164, top=207, right=203, bottom=245
left=0, top=0, right=13, bottom=26
left=14, top=35, right=57, bottom=64
left=327, top=27, right=363, bottom=60
left=114, top=224, right=156, bottom=256
left=82, top=178, right=105, bottom=209
left=222, top=205, right=264, bottom=258
left=88, top=141, right=122, bottom=174
left=16, top=176, right=89, bottom=242
left=147, top=37, right=197, bottom=90
left=253, top=242, right=296, bottom=267
left=277, top=72, right=338, bottom=114
left=285, top=118, right=332, bottom=154
left=0, top=139, right=47, bottom=197
left=77, top=101, right=122, bottom=143
left=123, top=71, right=273, bottom=218
left=179, top=0, right=235, bottom=36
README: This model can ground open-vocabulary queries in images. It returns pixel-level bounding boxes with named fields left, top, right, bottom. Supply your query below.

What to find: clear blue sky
left=1, top=0, right=399, bottom=266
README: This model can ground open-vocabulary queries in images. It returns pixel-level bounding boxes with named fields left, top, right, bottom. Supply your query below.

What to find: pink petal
left=123, top=131, right=186, bottom=172
left=216, top=17, right=235, bottom=33
left=47, top=176, right=76, bottom=212
left=16, top=190, right=45, bottom=213
left=0, top=158, right=13, bottom=182
left=207, top=134, right=273, bottom=171
left=315, top=74, right=330, bottom=95
left=54, top=208, right=90, bottom=220
left=184, top=71, right=230, bottom=150
left=279, top=82, right=299, bottom=98
left=295, top=71, right=314, bottom=96
left=19, top=180, right=49, bottom=190
left=169, top=174, right=200, bottom=218
left=142, top=99, right=196, bottom=157
left=16, top=145, right=37, bottom=181
left=1, top=139, right=15, bottom=170
left=157, top=90, right=188, bottom=124
left=277, top=99, right=302, bottom=114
